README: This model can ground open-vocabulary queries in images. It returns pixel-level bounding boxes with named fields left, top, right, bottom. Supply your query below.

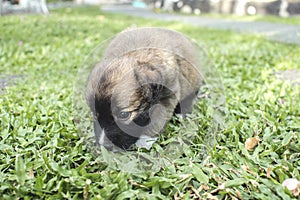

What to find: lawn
left=0, top=6, right=299, bottom=199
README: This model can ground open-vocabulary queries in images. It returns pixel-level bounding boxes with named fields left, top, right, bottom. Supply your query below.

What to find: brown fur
left=86, top=27, right=203, bottom=150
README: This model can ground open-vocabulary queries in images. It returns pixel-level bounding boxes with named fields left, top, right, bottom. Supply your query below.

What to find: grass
left=1, top=5, right=300, bottom=199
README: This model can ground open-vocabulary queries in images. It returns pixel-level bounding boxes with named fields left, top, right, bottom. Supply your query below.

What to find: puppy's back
left=103, top=27, right=198, bottom=67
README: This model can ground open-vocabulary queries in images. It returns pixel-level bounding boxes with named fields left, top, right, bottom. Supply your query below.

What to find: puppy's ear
left=134, top=62, right=164, bottom=103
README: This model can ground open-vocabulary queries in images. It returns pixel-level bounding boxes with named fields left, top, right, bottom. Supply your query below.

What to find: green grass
left=1, top=6, right=300, bottom=199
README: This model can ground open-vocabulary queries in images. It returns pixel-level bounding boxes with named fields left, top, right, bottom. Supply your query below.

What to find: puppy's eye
left=118, top=111, right=131, bottom=120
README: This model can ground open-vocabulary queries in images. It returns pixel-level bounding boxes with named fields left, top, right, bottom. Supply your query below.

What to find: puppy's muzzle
left=96, top=128, right=124, bottom=152
left=93, top=119, right=122, bottom=152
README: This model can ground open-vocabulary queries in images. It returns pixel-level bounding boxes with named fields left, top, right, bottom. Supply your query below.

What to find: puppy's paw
left=175, top=114, right=186, bottom=119
left=135, top=135, right=158, bottom=150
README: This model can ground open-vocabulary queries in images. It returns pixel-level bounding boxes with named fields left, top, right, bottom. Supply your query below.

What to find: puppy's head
left=87, top=49, right=179, bottom=151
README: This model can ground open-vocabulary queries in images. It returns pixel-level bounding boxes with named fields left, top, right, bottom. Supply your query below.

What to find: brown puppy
left=86, top=27, right=202, bottom=151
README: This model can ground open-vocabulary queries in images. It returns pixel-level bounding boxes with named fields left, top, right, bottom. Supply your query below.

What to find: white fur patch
left=135, top=135, right=158, bottom=150
left=98, top=129, right=106, bottom=145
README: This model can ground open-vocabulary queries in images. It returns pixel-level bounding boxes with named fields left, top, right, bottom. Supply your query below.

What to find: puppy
left=86, top=27, right=202, bottom=151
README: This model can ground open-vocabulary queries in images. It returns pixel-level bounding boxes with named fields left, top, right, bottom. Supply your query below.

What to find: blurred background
left=1, top=0, right=300, bottom=16
left=147, top=0, right=300, bottom=17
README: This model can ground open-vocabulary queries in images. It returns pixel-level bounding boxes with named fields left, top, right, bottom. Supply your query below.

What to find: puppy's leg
left=93, top=119, right=102, bottom=146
